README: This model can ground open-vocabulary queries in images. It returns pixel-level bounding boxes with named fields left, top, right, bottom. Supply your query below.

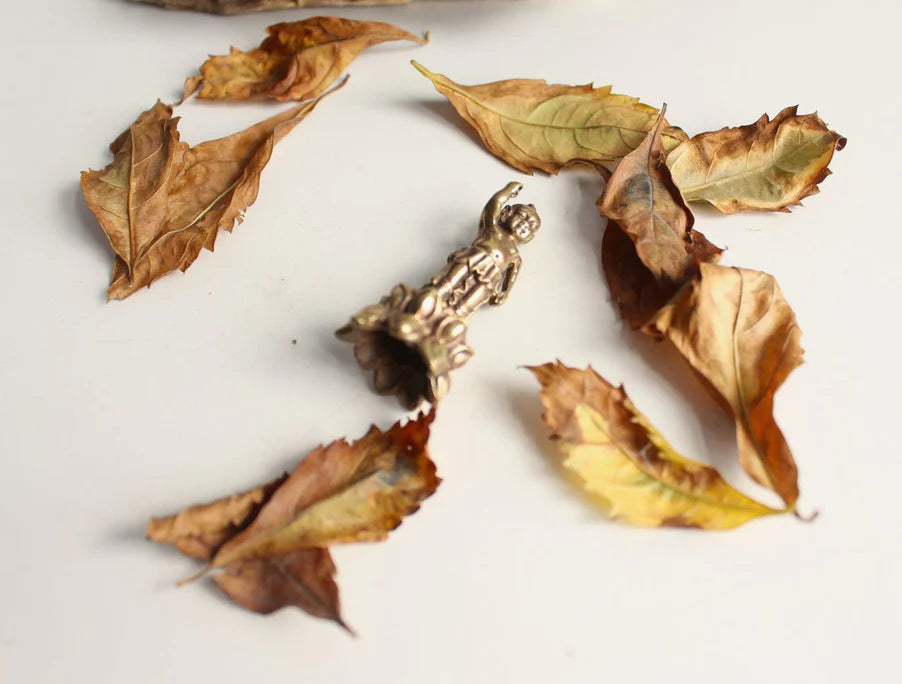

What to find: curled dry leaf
left=598, top=108, right=722, bottom=283
left=597, top=109, right=721, bottom=329
left=81, top=85, right=338, bottom=300
left=667, top=106, right=846, bottom=213
left=137, top=0, right=412, bottom=13
left=529, top=362, right=783, bottom=529
left=209, top=410, right=439, bottom=570
left=147, top=474, right=287, bottom=560
left=148, top=472, right=345, bottom=627
left=184, top=17, right=426, bottom=102
left=649, top=264, right=804, bottom=508
left=413, top=61, right=687, bottom=174
left=601, top=224, right=680, bottom=331
left=148, top=412, right=438, bottom=627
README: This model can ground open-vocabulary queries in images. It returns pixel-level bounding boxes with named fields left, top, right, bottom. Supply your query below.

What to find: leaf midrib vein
left=678, top=136, right=828, bottom=195
left=573, top=404, right=768, bottom=514
left=441, top=79, right=680, bottom=139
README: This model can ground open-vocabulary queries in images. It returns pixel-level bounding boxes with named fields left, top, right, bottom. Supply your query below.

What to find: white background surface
left=1, top=0, right=900, bottom=681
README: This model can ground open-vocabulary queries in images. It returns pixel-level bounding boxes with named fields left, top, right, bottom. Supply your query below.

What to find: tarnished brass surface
left=337, top=182, right=540, bottom=408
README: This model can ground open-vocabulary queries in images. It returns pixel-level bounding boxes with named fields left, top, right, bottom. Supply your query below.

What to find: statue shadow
left=310, top=322, right=363, bottom=378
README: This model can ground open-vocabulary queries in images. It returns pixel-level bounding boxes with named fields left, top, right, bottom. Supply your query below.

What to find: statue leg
left=456, top=284, right=490, bottom=318
left=432, top=261, right=470, bottom=297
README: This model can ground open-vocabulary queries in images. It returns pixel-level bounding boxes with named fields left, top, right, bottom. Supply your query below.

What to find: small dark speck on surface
left=292, top=339, right=297, bottom=345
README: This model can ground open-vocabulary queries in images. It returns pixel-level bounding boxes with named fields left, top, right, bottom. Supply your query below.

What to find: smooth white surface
left=1, top=0, right=900, bottom=681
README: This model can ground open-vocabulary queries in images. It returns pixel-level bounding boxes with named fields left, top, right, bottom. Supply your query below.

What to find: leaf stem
left=176, top=564, right=212, bottom=587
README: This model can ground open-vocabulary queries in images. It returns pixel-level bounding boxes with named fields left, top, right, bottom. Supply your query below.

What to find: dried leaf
left=412, top=61, right=687, bottom=174
left=601, top=223, right=683, bottom=330
left=667, top=106, right=846, bottom=213
left=147, top=474, right=345, bottom=626
left=138, top=0, right=412, bottom=13
left=203, top=412, right=439, bottom=571
left=529, top=362, right=783, bottom=529
left=149, top=413, right=437, bottom=627
left=649, top=264, right=803, bottom=507
left=597, top=111, right=721, bottom=329
left=598, top=108, right=722, bottom=284
left=147, top=474, right=287, bottom=559
left=185, top=17, right=426, bottom=102
left=213, top=548, right=349, bottom=629
left=81, top=86, right=337, bottom=300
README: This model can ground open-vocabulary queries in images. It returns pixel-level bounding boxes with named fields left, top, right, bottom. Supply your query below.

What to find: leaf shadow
left=414, top=99, right=486, bottom=149
left=99, top=518, right=230, bottom=595
left=573, top=172, right=608, bottom=280
left=103, top=519, right=150, bottom=549
left=192, top=575, right=239, bottom=608
left=618, top=327, right=741, bottom=481
left=68, top=181, right=113, bottom=301
left=577, top=168, right=739, bottom=478
left=499, top=379, right=614, bottom=524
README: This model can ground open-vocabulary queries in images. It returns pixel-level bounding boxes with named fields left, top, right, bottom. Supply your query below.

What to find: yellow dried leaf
left=530, top=362, right=783, bottom=530
left=667, top=106, right=845, bottom=213
left=186, top=16, right=426, bottom=101
left=649, top=264, right=804, bottom=507
left=412, top=61, right=687, bottom=174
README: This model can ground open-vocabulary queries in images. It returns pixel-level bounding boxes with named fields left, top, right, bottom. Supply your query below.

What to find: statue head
left=499, top=203, right=540, bottom=244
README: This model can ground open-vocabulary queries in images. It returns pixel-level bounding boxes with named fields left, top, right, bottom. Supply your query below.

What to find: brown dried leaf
left=214, top=548, right=349, bottom=630
left=667, top=106, right=846, bottom=213
left=147, top=474, right=287, bottom=559
left=147, top=475, right=345, bottom=627
left=597, top=110, right=722, bottom=329
left=208, top=411, right=439, bottom=570
left=598, top=108, right=722, bottom=284
left=185, top=17, right=426, bottom=102
left=649, top=263, right=804, bottom=507
left=81, top=87, right=337, bottom=300
left=601, top=224, right=682, bottom=331
left=149, top=413, right=437, bottom=627
left=529, top=362, right=783, bottom=530
left=147, top=478, right=345, bottom=626
left=138, top=0, right=412, bottom=13
left=412, top=61, right=687, bottom=175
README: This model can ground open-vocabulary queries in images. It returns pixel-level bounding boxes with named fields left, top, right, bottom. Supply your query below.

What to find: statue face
left=506, top=205, right=539, bottom=243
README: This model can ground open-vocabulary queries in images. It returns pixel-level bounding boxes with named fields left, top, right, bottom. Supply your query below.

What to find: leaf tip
left=792, top=506, right=819, bottom=523
left=410, top=60, right=432, bottom=79
left=337, top=616, right=357, bottom=637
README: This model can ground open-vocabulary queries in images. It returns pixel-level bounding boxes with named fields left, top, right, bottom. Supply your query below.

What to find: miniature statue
left=336, top=182, right=541, bottom=408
